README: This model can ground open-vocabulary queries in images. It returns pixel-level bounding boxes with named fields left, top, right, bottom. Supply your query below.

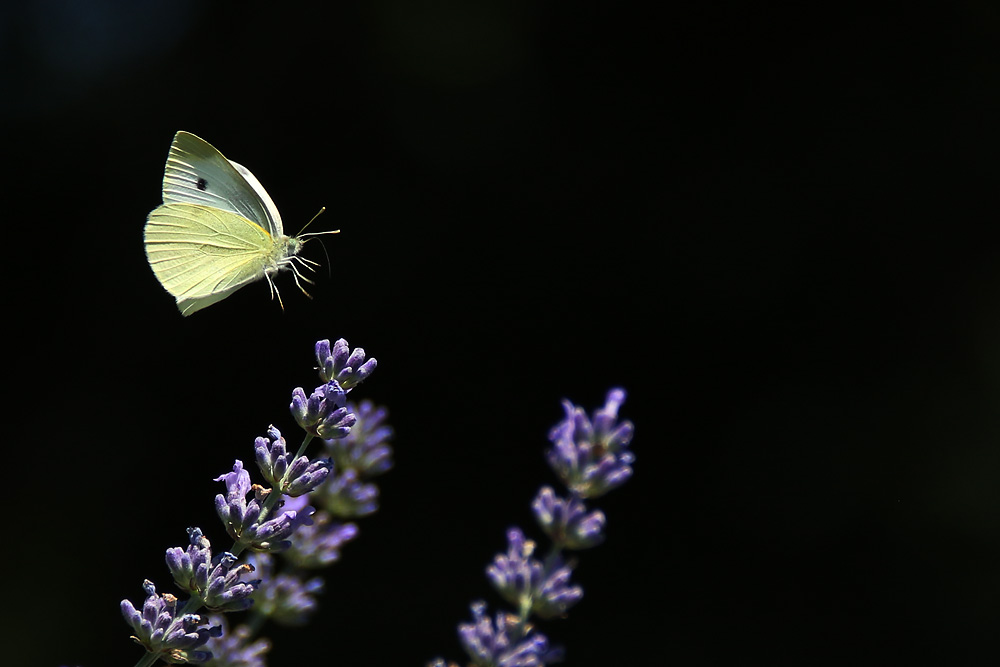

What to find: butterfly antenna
left=295, top=206, right=332, bottom=236
left=313, top=237, right=333, bottom=278
left=296, top=206, right=339, bottom=277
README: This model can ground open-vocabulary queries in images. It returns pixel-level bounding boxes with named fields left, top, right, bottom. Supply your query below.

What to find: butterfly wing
left=228, top=159, right=284, bottom=236
left=144, top=202, right=275, bottom=316
left=162, top=131, right=283, bottom=237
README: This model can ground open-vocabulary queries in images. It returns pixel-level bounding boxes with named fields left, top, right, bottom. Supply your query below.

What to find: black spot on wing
left=196, top=178, right=208, bottom=191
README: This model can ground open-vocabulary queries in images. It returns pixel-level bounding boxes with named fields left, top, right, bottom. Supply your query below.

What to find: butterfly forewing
left=228, top=160, right=284, bottom=236
left=162, top=131, right=282, bottom=238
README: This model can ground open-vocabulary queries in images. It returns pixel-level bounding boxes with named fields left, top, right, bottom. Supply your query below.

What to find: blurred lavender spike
left=432, top=388, right=633, bottom=666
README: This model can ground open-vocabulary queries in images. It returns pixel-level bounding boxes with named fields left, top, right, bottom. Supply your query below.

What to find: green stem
left=133, top=651, right=160, bottom=667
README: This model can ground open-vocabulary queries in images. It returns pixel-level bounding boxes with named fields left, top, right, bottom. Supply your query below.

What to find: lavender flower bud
left=120, top=580, right=222, bottom=664
left=487, top=528, right=583, bottom=619
left=164, top=527, right=212, bottom=596
left=315, top=338, right=377, bottom=389
left=531, top=487, right=606, bottom=550
left=214, top=460, right=315, bottom=552
left=164, top=527, right=260, bottom=612
left=255, top=426, right=333, bottom=496
left=546, top=388, right=635, bottom=498
left=202, top=554, right=259, bottom=612
left=283, top=456, right=334, bottom=496
left=458, top=601, right=558, bottom=667
left=290, top=380, right=358, bottom=439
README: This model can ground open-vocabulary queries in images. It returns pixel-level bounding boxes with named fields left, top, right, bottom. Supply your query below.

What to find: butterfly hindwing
left=144, top=202, right=275, bottom=316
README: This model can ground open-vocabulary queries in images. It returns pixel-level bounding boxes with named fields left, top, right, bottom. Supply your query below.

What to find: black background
left=5, top=1, right=1000, bottom=665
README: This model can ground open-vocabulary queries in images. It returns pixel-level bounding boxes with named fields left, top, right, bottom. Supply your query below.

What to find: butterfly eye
left=196, top=177, right=208, bottom=191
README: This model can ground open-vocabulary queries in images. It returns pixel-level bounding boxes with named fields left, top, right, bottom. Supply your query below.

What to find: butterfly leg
left=288, top=263, right=314, bottom=299
left=263, top=271, right=286, bottom=311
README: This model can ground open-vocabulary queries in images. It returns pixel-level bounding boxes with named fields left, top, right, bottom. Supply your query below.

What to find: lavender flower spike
left=290, top=380, right=358, bottom=439
left=255, top=425, right=333, bottom=496
left=121, top=580, right=222, bottom=664
left=165, top=527, right=260, bottom=612
left=546, top=388, right=635, bottom=499
left=214, top=460, right=315, bottom=552
left=315, top=338, right=377, bottom=390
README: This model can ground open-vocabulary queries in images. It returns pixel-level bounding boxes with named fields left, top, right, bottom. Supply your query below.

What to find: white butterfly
left=144, top=131, right=333, bottom=316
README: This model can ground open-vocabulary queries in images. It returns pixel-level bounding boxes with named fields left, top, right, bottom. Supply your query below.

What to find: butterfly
left=144, top=131, right=334, bottom=316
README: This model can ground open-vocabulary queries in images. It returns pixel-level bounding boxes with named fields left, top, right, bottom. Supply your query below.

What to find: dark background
left=5, top=1, right=1000, bottom=665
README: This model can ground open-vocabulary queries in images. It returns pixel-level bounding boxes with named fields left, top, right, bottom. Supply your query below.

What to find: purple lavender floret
left=202, top=615, right=271, bottom=667
left=290, top=380, right=358, bottom=439
left=254, top=425, right=333, bottom=496
left=457, top=601, right=561, bottom=667
left=214, top=460, right=315, bottom=552
left=164, top=527, right=259, bottom=612
left=324, top=399, right=394, bottom=476
left=487, top=527, right=583, bottom=619
left=546, top=388, right=635, bottom=499
left=315, top=338, right=377, bottom=390
left=120, top=580, right=222, bottom=664
left=247, top=553, right=325, bottom=627
left=531, top=487, right=606, bottom=550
